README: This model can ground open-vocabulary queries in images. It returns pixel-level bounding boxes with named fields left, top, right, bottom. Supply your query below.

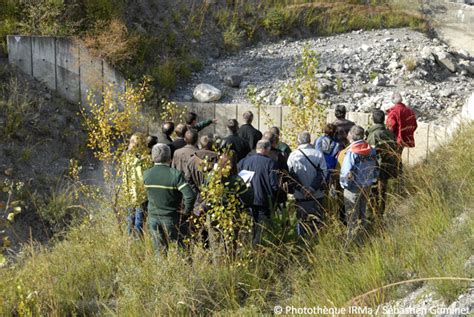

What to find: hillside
left=0, top=122, right=472, bottom=315
left=0, top=1, right=472, bottom=316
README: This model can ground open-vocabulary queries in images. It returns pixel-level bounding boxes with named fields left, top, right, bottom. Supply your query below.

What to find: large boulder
left=433, top=51, right=457, bottom=73
left=193, top=84, right=222, bottom=102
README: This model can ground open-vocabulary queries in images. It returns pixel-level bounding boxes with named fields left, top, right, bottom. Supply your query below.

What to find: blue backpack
left=315, top=136, right=340, bottom=171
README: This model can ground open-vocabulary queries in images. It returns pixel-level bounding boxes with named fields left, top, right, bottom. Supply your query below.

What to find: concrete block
left=408, top=122, right=430, bottom=164
left=79, top=45, right=103, bottom=106
left=7, top=36, right=32, bottom=76
left=215, top=104, right=237, bottom=137
left=326, top=109, right=336, bottom=123
left=428, top=124, right=448, bottom=157
left=260, top=106, right=282, bottom=133
left=55, top=38, right=80, bottom=103
left=32, top=36, right=56, bottom=91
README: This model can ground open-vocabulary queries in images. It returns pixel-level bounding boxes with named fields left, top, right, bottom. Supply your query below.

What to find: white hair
left=152, top=143, right=171, bottom=163
left=297, top=131, right=311, bottom=145
left=392, top=92, right=403, bottom=104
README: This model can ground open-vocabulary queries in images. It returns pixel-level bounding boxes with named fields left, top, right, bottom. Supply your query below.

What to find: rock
left=353, top=93, right=365, bottom=99
left=193, top=84, right=222, bottom=102
left=361, top=44, right=371, bottom=52
left=333, top=64, right=344, bottom=72
left=383, top=37, right=394, bottom=42
left=4, top=168, right=14, bottom=177
left=239, top=81, right=249, bottom=89
left=440, top=89, right=455, bottom=98
left=224, top=74, right=243, bottom=87
left=372, top=75, right=387, bottom=87
left=434, top=51, right=457, bottom=73
left=275, top=95, right=283, bottom=106
left=183, top=94, right=192, bottom=101
left=388, top=61, right=400, bottom=70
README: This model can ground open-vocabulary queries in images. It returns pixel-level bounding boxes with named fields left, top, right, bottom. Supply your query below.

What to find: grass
left=0, top=122, right=472, bottom=315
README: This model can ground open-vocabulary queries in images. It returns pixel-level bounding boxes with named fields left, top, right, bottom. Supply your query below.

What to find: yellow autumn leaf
left=7, top=213, right=15, bottom=222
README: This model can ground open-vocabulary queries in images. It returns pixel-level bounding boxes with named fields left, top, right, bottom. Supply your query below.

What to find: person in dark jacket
left=333, top=105, right=355, bottom=147
left=366, top=110, right=398, bottom=215
left=237, top=140, right=278, bottom=245
left=237, top=111, right=262, bottom=150
left=262, top=131, right=289, bottom=205
left=185, top=135, right=219, bottom=203
left=221, top=119, right=251, bottom=162
left=186, top=112, right=217, bottom=132
left=156, top=121, right=174, bottom=145
left=144, top=144, right=196, bottom=253
left=172, top=129, right=198, bottom=172
left=270, top=126, right=291, bottom=160
left=169, top=123, right=187, bottom=159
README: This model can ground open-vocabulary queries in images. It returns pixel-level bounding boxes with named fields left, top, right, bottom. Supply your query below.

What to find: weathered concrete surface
left=32, top=37, right=56, bottom=91
left=7, top=36, right=124, bottom=107
left=7, top=36, right=32, bottom=76
left=56, top=38, right=80, bottom=103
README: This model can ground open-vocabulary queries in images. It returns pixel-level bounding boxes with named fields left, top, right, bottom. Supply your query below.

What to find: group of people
left=122, top=92, right=418, bottom=252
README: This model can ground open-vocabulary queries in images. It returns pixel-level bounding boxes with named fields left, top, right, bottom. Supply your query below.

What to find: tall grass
left=0, top=123, right=472, bottom=315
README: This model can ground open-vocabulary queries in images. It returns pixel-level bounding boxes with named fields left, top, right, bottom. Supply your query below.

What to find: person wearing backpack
left=288, top=131, right=328, bottom=236
left=314, top=123, right=341, bottom=175
left=366, top=110, right=399, bottom=216
left=340, top=125, right=378, bottom=244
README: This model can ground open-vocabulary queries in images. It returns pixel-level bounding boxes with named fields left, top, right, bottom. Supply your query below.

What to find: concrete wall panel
left=79, top=46, right=103, bottom=106
left=32, top=37, right=56, bottom=91
left=56, top=38, right=80, bottom=103
left=7, top=36, right=32, bottom=76
left=260, top=106, right=282, bottom=132
left=408, top=123, right=430, bottom=164
left=215, top=104, right=237, bottom=137
left=103, top=62, right=126, bottom=107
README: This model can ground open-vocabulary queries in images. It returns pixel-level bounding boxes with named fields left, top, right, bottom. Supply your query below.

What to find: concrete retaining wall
left=6, top=35, right=125, bottom=105
left=7, top=36, right=472, bottom=166
left=179, top=101, right=469, bottom=165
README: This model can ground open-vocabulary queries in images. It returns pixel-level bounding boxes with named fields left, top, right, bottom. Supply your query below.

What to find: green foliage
left=82, top=0, right=124, bottom=23
left=223, top=23, right=245, bottom=51
left=32, top=183, right=83, bottom=234
left=262, top=7, right=297, bottom=37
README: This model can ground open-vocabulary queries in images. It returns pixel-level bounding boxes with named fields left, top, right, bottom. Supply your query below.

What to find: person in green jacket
left=270, top=126, right=291, bottom=160
left=185, top=112, right=218, bottom=132
left=144, top=143, right=196, bottom=253
left=366, top=110, right=399, bottom=216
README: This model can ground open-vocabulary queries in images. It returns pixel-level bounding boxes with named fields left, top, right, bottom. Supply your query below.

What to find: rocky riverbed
left=173, top=28, right=474, bottom=124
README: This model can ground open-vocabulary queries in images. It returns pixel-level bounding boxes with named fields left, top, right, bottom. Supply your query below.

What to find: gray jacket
left=287, top=144, right=328, bottom=200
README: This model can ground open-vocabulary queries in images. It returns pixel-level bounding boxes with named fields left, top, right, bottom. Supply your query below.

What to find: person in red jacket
left=386, top=92, right=418, bottom=149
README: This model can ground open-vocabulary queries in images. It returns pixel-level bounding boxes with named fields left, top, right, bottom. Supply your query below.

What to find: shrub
left=223, top=23, right=245, bottom=51
left=403, top=57, right=417, bottom=72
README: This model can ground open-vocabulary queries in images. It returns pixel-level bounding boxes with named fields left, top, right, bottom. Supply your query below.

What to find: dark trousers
left=148, top=215, right=179, bottom=253
left=251, top=206, right=271, bottom=246
left=295, top=197, right=324, bottom=237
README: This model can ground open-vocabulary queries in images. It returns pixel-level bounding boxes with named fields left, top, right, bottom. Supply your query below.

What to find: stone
left=440, top=89, right=455, bottom=98
left=372, top=75, right=387, bottom=87
left=239, top=81, right=249, bottom=89
left=333, top=63, right=344, bottom=72
left=193, top=84, right=222, bottom=102
left=224, top=74, right=243, bottom=88
left=433, top=51, right=457, bottom=73
left=361, top=44, right=371, bottom=52
left=388, top=61, right=400, bottom=70
left=353, top=93, right=365, bottom=99
left=382, top=37, right=394, bottom=42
